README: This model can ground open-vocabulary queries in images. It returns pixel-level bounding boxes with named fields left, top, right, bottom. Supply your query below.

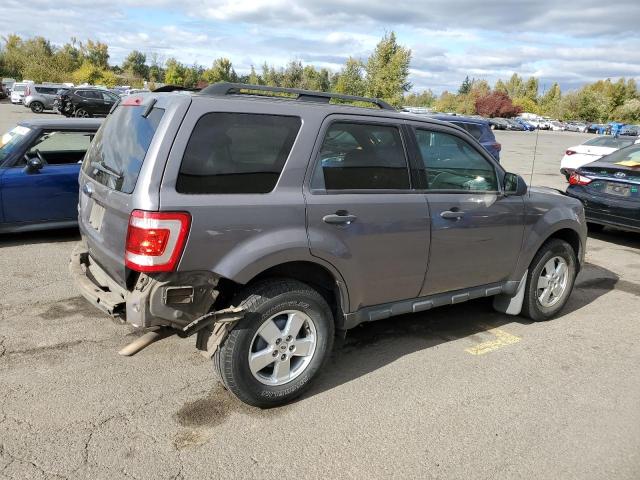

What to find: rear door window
left=176, top=113, right=301, bottom=194
left=311, top=122, right=410, bottom=191
left=82, top=105, right=164, bottom=193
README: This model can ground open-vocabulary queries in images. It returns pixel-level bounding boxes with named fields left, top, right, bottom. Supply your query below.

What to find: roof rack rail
left=199, top=82, right=395, bottom=111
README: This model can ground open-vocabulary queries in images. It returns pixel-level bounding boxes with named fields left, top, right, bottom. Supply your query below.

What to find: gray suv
left=23, top=84, right=65, bottom=113
left=71, top=83, right=587, bottom=407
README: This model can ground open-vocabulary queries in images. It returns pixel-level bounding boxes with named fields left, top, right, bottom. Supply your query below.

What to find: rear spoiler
left=152, top=85, right=201, bottom=93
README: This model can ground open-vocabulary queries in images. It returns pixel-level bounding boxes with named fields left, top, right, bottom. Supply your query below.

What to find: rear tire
left=521, top=239, right=577, bottom=322
left=75, top=108, right=91, bottom=118
left=30, top=101, right=44, bottom=113
left=214, top=279, right=334, bottom=408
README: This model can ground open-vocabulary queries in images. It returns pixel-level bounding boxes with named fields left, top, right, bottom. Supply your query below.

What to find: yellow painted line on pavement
left=465, top=325, right=521, bottom=356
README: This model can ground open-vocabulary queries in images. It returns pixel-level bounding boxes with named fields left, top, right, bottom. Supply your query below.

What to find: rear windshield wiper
left=90, top=160, right=122, bottom=179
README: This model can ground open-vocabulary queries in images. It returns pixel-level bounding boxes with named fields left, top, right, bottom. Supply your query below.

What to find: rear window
left=13, top=85, right=26, bottom=92
left=583, top=136, right=634, bottom=148
left=82, top=105, right=164, bottom=193
left=176, top=113, right=301, bottom=194
left=452, top=122, right=484, bottom=141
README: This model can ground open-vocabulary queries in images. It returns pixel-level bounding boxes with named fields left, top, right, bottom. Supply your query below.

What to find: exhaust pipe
left=118, top=327, right=174, bottom=357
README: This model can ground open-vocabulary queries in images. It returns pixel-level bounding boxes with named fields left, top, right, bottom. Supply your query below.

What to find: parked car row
left=560, top=135, right=640, bottom=179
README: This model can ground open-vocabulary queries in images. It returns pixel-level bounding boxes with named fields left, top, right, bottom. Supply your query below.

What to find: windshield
left=583, top=136, right=634, bottom=148
left=0, top=125, right=31, bottom=162
left=82, top=105, right=164, bottom=193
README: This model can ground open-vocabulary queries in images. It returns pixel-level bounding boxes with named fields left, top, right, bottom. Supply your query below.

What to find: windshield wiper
left=91, top=160, right=122, bottom=179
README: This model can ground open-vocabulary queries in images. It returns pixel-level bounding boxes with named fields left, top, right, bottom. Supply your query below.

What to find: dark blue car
left=0, top=118, right=102, bottom=233
left=429, top=115, right=501, bottom=161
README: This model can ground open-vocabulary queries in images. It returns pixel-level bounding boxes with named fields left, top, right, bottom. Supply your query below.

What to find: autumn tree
left=364, top=32, right=412, bottom=106
left=475, top=91, right=522, bottom=117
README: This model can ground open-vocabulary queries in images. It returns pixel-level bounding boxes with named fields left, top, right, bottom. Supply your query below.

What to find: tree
left=164, top=57, right=186, bottom=85
left=364, top=32, right=412, bottom=106
left=403, top=89, right=435, bottom=107
left=475, top=91, right=522, bottom=117
left=122, top=50, right=148, bottom=79
left=203, top=57, right=237, bottom=84
left=72, top=61, right=104, bottom=85
left=434, top=91, right=459, bottom=112
left=540, top=82, right=562, bottom=117
left=524, top=77, right=539, bottom=101
left=148, top=53, right=164, bottom=83
left=334, top=57, right=366, bottom=97
left=458, top=76, right=472, bottom=95
left=247, top=65, right=261, bottom=85
left=512, top=96, right=539, bottom=115
left=81, top=40, right=109, bottom=68
left=614, top=98, right=640, bottom=123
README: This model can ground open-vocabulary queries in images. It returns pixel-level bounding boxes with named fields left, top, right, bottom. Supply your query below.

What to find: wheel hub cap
left=537, top=256, right=569, bottom=308
left=248, top=310, right=317, bottom=386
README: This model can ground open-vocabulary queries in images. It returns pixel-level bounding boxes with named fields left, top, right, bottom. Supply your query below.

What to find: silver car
left=23, top=84, right=65, bottom=113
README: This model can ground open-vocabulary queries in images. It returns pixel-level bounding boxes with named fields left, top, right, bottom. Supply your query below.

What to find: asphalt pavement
left=1, top=102, right=639, bottom=479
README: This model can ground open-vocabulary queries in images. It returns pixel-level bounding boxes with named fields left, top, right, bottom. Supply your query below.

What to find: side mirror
left=504, top=172, right=527, bottom=196
left=24, top=156, right=44, bottom=173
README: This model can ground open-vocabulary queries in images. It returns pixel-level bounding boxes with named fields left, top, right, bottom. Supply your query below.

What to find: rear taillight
left=565, top=149, right=576, bottom=155
left=25, top=85, right=30, bottom=96
left=494, top=142, right=501, bottom=151
left=568, top=172, right=592, bottom=186
left=122, top=96, right=143, bottom=106
left=125, top=210, right=191, bottom=272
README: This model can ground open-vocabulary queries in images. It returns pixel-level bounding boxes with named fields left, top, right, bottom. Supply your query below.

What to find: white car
left=549, top=121, right=565, bottom=131
left=560, top=135, right=640, bottom=179
left=10, top=82, right=29, bottom=104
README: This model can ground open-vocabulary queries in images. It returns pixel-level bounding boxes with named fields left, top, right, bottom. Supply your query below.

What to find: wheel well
left=213, top=261, right=342, bottom=320
left=545, top=228, right=582, bottom=269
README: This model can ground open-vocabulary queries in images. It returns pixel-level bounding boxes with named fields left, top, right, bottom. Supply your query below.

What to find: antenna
left=529, top=124, right=540, bottom=196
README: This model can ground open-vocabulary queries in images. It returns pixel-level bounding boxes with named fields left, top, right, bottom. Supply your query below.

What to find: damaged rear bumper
left=70, top=242, right=222, bottom=330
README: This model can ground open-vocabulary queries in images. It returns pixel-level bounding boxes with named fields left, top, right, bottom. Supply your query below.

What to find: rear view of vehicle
left=561, top=136, right=638, bottom=179
left=566, top=144, right=640, bottom=232
left=10, top=82, right=28, bottom=104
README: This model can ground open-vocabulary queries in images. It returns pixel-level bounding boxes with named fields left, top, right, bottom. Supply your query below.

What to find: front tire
left=521, top=239, right=577, bottom=321
left=214, top=279, right=334, bottom=408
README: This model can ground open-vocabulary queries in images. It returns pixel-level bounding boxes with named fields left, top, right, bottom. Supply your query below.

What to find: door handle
left=440, top=210, right=464, bottom=219
left=323, top=212, right=357, bottom=225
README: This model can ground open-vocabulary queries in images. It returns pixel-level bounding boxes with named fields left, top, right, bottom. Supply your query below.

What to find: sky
left=2, top=0, right=640, bottom=94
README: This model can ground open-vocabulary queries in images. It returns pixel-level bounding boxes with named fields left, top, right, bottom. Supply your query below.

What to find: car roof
left=17, top=118, right=103, bottom=129
left=152, top=91, right=466, bottom=131
left=428, top=114, right=490, bottom=126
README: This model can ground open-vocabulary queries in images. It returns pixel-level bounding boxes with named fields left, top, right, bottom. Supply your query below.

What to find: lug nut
left=281, top=354, right=287, bottom=360
left=285, top=335, right=292, bottom=342
left=272, top=350, right=278, bottom=357
left=275, top=338, right=282, bottom=345
left=289, top=345, right=295, bottom=351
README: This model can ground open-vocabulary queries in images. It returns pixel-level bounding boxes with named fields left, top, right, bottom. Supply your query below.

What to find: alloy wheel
left=537, top=256, right=569, bottom=308
left=248, top=310, right=317, bottom=386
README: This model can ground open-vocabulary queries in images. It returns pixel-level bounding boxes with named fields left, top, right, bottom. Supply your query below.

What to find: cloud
left=0, top=0, right=638, bottom=93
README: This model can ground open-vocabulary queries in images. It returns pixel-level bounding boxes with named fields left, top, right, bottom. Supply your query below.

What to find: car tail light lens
left=494, top=142, right=501, bottom=151
left=25, top=85, right=30, bottom=96
left=125, top=210, right=191, bottom=272
left=568, top=172, right=592, bottom=186
left=565, top=149, right=576, bottom=155
left=122, top=96, right=143, bottom=106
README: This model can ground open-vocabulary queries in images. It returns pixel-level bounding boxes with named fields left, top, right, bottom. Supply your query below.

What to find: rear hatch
left=78, top=95, right=189, bottom=288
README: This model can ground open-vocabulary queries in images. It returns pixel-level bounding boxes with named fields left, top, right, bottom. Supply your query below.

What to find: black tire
left=587, top=222, right=605, bottom=233
left=521, top=239, right=577, bottom=321
left=214, top=279, right=334, bottom=408
left=30, top=101, right=44, bottom=113
left=75, top=108, right=91, bottom=118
